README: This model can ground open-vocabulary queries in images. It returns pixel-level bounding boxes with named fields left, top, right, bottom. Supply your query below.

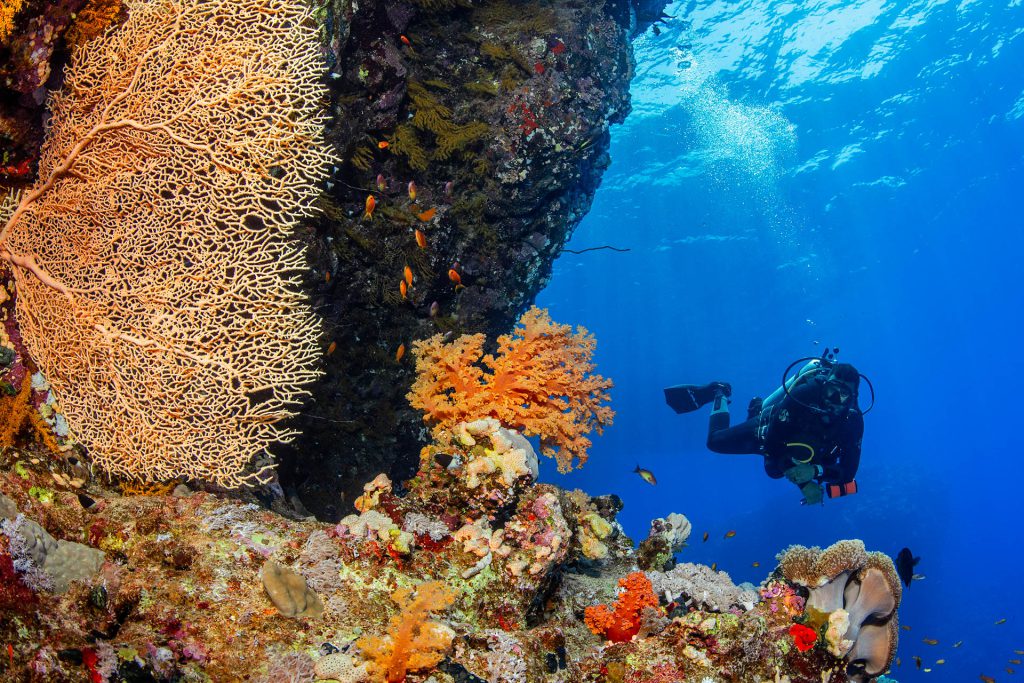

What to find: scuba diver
left=664, top=349, right=872, bottom=505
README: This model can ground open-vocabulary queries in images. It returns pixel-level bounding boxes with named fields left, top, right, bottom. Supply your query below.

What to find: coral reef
left=0, top=421, right=899, bottom=682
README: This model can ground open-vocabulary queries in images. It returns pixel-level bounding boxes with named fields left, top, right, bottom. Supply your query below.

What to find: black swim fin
left=664, top=383, right=731, bottom=414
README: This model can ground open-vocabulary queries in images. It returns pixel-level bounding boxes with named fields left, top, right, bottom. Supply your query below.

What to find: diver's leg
left=706, top=394, right=761, bottom=454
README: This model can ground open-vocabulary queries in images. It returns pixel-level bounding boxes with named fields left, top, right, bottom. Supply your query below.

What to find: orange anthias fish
left=400, top=34, right=411, bottom=46
left=981, top=676, right=995, bottom=683
left=418, top=207, right=436, bottom=221
left=327, top=341, right=336, bottom=355
left=702, top=532, right=709, bottom=542
left=377, top=174, right=386, bottom=192
left=724, top=530, right=737, bottom=539
left=448, top=268, right=461, bottom=285
left=403, top=265, right=413, bottom=286
left=415, top=229, right=427, bottom=249
left=633, top=465, right=656, bottom=485
left=395, top=344, right=405, bottom=362
left=399, top=280, right=408, bottom=299
left=378, top=141, right=390, bottom=149
left=408, top=181, right=417, bottom=201
left=364, top=194, right=376, bottom=220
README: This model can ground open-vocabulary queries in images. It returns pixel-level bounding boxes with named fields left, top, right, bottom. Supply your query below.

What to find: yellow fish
left=923, top=638, right=938, bottom=646
left=363, top=194, right=376, bottom=220
left=981, top=676, right=995, bottom=683
left=752, top=561, right=760, bottom=568
left=633, top=465, right=656, bottom=485
left=724, top=530, right=737, bottom=539
left=711, top=562, right=718, bottom=571
left=936, top=659, right=945, bottom=665
left=408, top=181, right=417, bottom=201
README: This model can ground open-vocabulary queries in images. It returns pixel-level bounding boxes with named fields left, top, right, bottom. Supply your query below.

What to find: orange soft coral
left=407, top=307, right=614, bottom=472
left=584, top=571, right=660, bottom=643
left=356, top=581, right=456, bottom=683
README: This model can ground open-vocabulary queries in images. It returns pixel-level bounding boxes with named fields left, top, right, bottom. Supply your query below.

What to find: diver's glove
left=800, top=481, right=824, bottom=506
left=784, top=462, right=818, bottom=485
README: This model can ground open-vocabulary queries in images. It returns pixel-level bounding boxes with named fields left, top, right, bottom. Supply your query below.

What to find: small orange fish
left=378, top=141, right=390, bottom=149
left=400, top=34, right=411, bottom=46
left=724, top=530, right=737, bottom=539
left=399, top=280, right=408, bottom=299
left=404, top=265, right=413, bottom=286
left=415, top=229, right=427, bottom=249
left=633, top=465, right=656, bottom=485
left=448, top=268, right=461, bottom=285
left=711, top=562, right=717, bottom=571
left=981, top=676, right=995, bottom=683
left=364, top=194, right=376, bottom=220
left=1012, top=659, right=1022, bottom=665
left=408, top=181, right=417, bottom=201
left=1008, top=668, right=1016, bottom=675
left=702, top=532, right=709, bottom=543
left=1017, top=650, right=1024, bottom=655
left=327, top=341, right=336, bottom=355
left=395, top=344, right=405, bottom=362
left=923, top=638, right=938, bottom=645
left=324, top=271, right=331, bottom=283
left=418, top=207, right=436, bottom=221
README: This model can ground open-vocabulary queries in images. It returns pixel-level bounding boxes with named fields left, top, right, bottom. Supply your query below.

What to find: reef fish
left=901, top=625, right=912, bottom=631
left=702, top=532, right=709, bottom=543
left=711, top=562, right=717, bottom=571
left=408, top=181, right=417, bottom=201
left=327, top=341, right=336, bottom=355
left=1011, top=659, right=1021, bottom=665
left=633, top=465, right=656, bottom=485
left=751, top=561, right=760, bottom=568
left=914, top=656, right=922, bottom=669
left=895, top=547, right=920, bottom=588
left=418, top=207, right=436, bottom=221
left=395, top=344, right=405, bottom=362
left=378, top=141, right=390, bottom=149
left=923, top=639, right=938, bottom=645
left=448, top=268, right=461, bottom=285
left=404, top=265, right=413, bottom=286
left=415, top=229, right=427, bottom=249
left=954, top=642, right=963, bottom=648
left=429, top=301, right=439, bottom=317
left=399, top=280, right=408, bottom=299
left=980, top=676, right=995, bottom=683
left=724, top=530, right=737, bottom=539
left=400, top=34, right=411, bottom=46
left=377, top=174, right=386, bottom=192
left=364, top=194, right=376, bottom=220
left=997, top=619, right=1008, bottom=625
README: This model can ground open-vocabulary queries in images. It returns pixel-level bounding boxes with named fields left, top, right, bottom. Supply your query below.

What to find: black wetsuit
left=706, top=378, right=863, bottom=485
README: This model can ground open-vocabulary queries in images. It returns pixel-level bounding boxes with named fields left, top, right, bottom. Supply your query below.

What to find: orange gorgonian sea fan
left=407, top=307, right=614, bottom=472
left=0, top=0, right=332, bottom=487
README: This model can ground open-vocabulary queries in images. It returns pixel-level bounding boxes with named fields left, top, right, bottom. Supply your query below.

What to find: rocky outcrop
left=283, top=0, right=654, bottom=519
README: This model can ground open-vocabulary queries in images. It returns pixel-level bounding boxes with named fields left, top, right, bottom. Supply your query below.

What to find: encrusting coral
left=408, top=306, right=614, bottom=472
left=0, top=0, right=333, bottom=487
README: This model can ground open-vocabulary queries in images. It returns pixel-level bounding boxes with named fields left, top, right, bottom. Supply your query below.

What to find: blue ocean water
left=539, top=0, right=1024, bottom=679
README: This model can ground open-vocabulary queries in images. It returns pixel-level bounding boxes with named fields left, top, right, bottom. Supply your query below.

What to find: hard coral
left=408, top=307, right=614, bottom=472
left=584, top=571, right=660, bottom=643
left=357, top=580, right=457, bottom=683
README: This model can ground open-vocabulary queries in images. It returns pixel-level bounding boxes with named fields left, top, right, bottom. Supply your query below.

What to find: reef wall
left=284, top=0, right=657, bottom=520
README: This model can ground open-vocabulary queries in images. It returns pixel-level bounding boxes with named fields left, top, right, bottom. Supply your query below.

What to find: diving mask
left=823, top=379, right=852, bottom=410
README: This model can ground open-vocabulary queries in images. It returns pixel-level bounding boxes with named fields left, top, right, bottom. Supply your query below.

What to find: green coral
left=388, top=124, right=429, bottom=171
left=436, top=122, right=489, bottom=161
left=28, top=486, right=54, bottom=504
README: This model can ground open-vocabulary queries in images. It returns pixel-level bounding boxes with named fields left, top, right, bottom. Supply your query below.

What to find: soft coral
left=585, top=572, right=661, bottom=643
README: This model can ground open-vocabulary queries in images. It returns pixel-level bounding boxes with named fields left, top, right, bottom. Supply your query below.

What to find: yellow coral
left=0, top=0, right=25, bottom=43
left=64, top=0, right=124, bottom=51
left=408, top=307, right=614, bottom=472
left=0, top=373, right=31, bottom=446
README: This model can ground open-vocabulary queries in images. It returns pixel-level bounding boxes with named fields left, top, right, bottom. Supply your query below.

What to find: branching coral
left=0, top=0, right=26, bottom=42
left=356, top=580, right=457, bottom=683
left=0, top=0, right=332, bottom=487
left=408, top=307, right=614, bottom=472
left=584, top=571, right=660, bottom=643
